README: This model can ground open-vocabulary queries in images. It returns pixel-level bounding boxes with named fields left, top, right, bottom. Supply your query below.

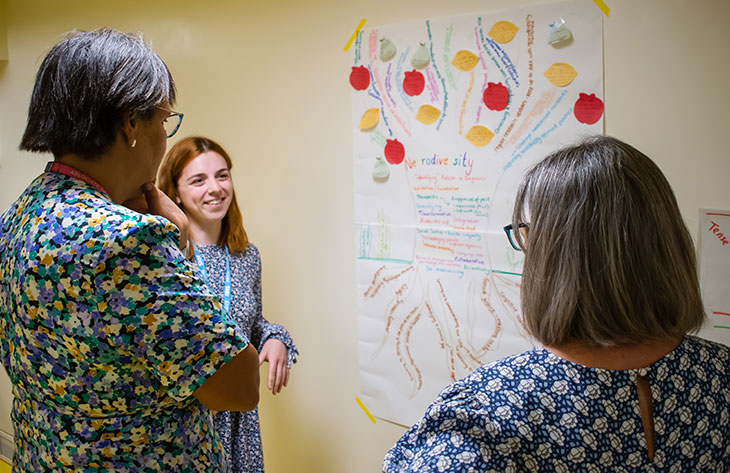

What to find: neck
left=56, top=152, right=138, bottom=204
left=545, top=337, right=682, bottom=370
left=189, top=218, right=223, bottom=246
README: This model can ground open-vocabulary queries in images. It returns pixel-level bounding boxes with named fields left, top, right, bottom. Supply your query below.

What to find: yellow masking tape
left=356, top=396, right=376, bottom=424
left=344, top=19, right=367, bottom=52
left=592, top=0, right=610, bottom=17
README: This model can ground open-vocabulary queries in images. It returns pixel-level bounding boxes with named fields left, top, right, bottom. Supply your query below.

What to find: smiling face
left=176, top=151, right=233, bottom=229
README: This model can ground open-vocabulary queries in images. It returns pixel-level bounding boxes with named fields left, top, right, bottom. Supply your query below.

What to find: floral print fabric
left=0, top=172, right=250, bottom=472
left=383, top=336, right=730, bottom=473
left=195, top=244, right=298, bottom=473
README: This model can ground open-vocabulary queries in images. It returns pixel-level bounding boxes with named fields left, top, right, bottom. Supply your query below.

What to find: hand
left=259, top=339, right=290, bottom=395
left=123, top=182, right=191, bottom=254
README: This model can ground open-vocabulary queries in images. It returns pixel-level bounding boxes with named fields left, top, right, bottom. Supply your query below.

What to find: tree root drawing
left=362, top=263, right=524, bottom=397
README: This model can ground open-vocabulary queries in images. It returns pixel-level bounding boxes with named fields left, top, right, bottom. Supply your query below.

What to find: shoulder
left=105, top=208, right=178, bottom=246
left=39, top=189, right=185, bottom=277
left=425, top=348, right=549, bottom=420
left=31, top=171, right=179, bottom=244
left=245, top=242, right=260, bottom=258
left=463, top=348, right=555, bottom=392
left=670, top=335, right=730, bottom=371
left=3, top=173, right=180, bottom=262
left=85, top=205, right=180, bottom=266
left=682, top=335, right=730, bottom=354
left=231, top=242, right=261, bottom=264
left=416, top=348, right=570, bottom=435
left=384, top=350, right=548, bottom=473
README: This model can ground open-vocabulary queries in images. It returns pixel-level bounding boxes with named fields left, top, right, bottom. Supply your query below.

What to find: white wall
left=0, top=1, right=728, bottom=472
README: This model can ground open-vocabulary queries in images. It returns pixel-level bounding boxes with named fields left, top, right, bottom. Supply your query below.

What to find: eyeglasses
left=159, top=107, right=184, bottom=138
left=504, top=223, right=529, bottom=251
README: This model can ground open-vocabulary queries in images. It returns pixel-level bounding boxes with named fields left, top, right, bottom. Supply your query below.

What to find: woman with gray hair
left=383, top=136, right=730, bottom=472
left=0, top=29, right=259, bottom=471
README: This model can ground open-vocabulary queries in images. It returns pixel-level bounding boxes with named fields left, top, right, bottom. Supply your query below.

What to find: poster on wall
left=697, top=209, right=730, bottom=345
left=351, top=0, right=604, bottom=425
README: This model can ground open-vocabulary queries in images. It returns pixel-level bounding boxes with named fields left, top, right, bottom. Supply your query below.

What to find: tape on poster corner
left=356, top=396, right=376, bottom=424
left=591, top=0, right=610, bottom=17
left=345, top=19, right=367, bottom=52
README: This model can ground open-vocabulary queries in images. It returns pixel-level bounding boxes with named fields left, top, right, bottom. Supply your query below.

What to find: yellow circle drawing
left=451, top=50, right=479, bottom=72
left=416, top=105, right=440, bottom=125
left=466, top=125, right=494, bottom=147
left=359, top=108, right=380, bottom=130
left=544, top=62, right=578, bottom=87
left=488, top=21, right=519, bottom=44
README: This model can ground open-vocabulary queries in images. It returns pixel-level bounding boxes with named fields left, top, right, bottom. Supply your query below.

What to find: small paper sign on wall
left=697, top=209, right=730, bottom=345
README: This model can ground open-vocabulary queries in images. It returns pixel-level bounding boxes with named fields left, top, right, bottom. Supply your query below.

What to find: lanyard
left=45, top=162, right=110, bottom=196
left=194, top=246, right=231, bottom=314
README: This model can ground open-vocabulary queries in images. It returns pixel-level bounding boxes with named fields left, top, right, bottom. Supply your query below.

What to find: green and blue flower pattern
left=0, top=172, right=249, bottom=471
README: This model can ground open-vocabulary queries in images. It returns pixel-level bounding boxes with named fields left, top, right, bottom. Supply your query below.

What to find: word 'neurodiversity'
left=404, top=153, right=475, bottom=176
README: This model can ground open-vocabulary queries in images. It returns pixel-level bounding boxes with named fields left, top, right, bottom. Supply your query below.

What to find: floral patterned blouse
left=383, top=336, right=730, bottom=473
left=195, top=244, right=298, bottom=473
left=0, top=171, right=250, bottom=472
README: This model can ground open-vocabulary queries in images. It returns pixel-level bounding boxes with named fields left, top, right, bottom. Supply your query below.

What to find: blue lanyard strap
left=194, top=246, right=231, bottom=314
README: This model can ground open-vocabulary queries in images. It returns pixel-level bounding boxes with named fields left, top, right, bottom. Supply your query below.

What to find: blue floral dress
left=383, top=336, right=730, bottom=472
left=0, top=172, right=250, bottom=472
left=195, top=244, right=298, bottom=473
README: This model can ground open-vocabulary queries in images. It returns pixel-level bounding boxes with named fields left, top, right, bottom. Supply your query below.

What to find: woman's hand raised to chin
left=123, top=182, right=191, bottom=256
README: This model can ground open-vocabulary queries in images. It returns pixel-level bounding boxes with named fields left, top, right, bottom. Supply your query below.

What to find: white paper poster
left=351, top=0, right=603, bottom=425
left=697, top=209, right=730, bottom=345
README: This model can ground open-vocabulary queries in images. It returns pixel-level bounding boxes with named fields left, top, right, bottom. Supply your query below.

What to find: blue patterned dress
left=195, top=244, right=298, bottom=473
left=0, top=172, right=250, bottom=472
left=384, top=336, right=730, bottom=472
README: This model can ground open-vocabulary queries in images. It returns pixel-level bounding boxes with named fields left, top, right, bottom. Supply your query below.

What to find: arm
left=127, top=189, right=262, bottom=408
left=118, top=184, right=259, bottom=410
left=194, top=343, right=260, bottom=411
left=247, top=245, right=297, bottom=394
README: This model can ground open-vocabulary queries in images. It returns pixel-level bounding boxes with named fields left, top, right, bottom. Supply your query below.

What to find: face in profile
left=134, top=104, right=175, bottom=185
left=175, top=151, right=234, bottom=226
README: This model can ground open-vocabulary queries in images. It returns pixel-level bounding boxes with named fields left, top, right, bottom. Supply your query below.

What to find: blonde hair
left=512, top=135, right=704, bottom=347
left=157, top=136, right=249, bottom=253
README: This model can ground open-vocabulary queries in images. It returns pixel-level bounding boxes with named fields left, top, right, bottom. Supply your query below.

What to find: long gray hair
left=20, top=28, right=176, bottom=159
left=512, top=135, right=704, bottom=347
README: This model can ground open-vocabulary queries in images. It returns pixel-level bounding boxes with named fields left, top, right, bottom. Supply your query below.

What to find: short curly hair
left=20, top=28, right=176, bottom=160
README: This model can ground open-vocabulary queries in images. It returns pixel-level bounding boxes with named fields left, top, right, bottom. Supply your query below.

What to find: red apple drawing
left=384, top=139, right=405, bottom=165
left=574, top=93, right=604, bottom=124
left=349, top=65, right=370, bottom=91
left=403, top=70, right=425, bottom=96
left=482, top=82, right=509, bottom=111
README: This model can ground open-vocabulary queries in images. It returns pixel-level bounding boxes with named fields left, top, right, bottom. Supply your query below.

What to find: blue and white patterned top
left=195, top=244, right=298, bottom=473
left=383, top=336, right=730, bottom=473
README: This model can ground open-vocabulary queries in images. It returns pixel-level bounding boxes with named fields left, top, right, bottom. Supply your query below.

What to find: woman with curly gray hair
left=0, top=29, right=259, bottom=471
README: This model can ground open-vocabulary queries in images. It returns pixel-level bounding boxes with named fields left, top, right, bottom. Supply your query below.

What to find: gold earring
left=131, top=139, right=137, bottom=148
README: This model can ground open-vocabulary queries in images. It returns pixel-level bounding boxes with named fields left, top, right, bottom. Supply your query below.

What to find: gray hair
left=512, top=135, right=705, bottom=347
left=20, top=28, right=176, bottom=159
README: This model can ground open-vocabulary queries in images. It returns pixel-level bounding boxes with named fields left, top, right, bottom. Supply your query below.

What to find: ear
left=175, top=194, right=181, bottom=204
left=121, top=111, right=139, bottom=147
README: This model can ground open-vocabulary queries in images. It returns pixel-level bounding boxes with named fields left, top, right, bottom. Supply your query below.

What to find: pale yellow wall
left=0, top=0, right=7, bottom=61
left=0, top=1, right=729, bottom=472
